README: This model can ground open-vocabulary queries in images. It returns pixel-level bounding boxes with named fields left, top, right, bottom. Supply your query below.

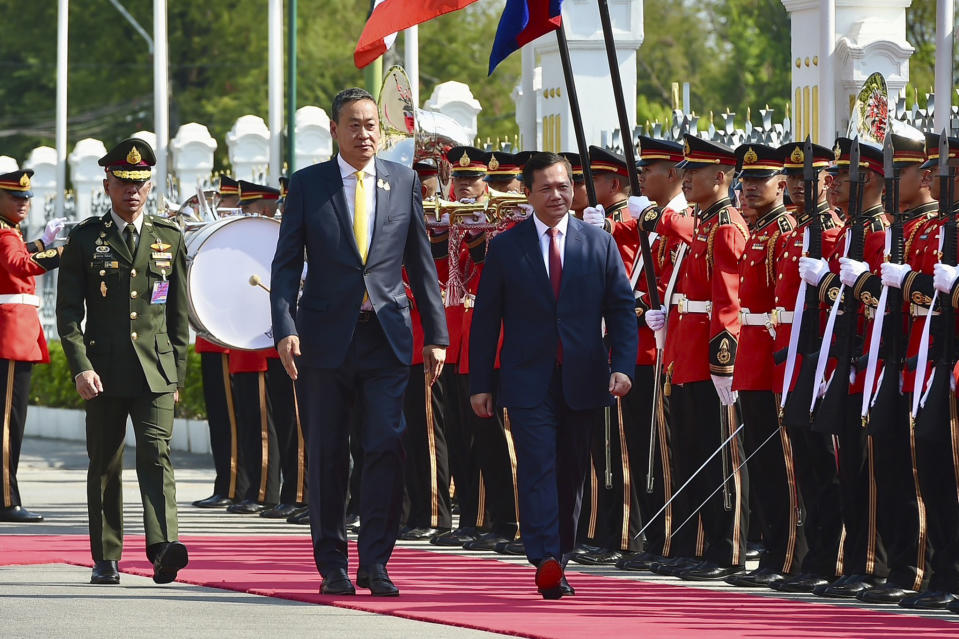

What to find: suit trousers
left=297, top=315, right=410, bottom=575
left=267, top=358, right=308, bottom=505
left=85, top=391, right=179, bottom=560
left=507, top=366, right=598, bottom=565
left=1, top=360, right=32, bottom=508
left=670, top=381, right=750, bottom=567
left=199, top=352, right=245, bottom=500
left=739, top=390, right=807, bottom=574
left=232, top=371, right=280, bottom=505
left=401, top=363, right=452, bottom=529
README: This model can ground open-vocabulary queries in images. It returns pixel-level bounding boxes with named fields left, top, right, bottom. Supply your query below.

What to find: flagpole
left=287, top=0, right=297, bottom=174
left=268, top=0, right=283, bottom=185
left=555, top=25, right=597, bottom=207
left=55, top=0, right=68, bottom=218
left=595, top=0, right=660, bottom=309
left=405, top=26, right=419, bottom=107
left=153, top=0, right=168, bottom=201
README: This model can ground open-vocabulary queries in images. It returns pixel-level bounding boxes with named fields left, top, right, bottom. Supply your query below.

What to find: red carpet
left=3, top=534, right=958, bottom=638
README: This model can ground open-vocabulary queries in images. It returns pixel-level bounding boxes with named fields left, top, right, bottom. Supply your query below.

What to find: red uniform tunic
left=732, top=206, right=794, bottom=392
left=658, top=198, right=748, bottom=384
left=0, top=219, right=59, bottom=363
left=898, top=207, right=943, bottom=392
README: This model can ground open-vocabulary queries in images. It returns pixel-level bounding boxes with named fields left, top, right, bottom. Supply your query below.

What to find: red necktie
left=548, top=227, right=562, bottom=298
left=548, top=227, right=563, bottom=363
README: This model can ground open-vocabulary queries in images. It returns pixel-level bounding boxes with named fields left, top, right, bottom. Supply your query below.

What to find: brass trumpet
left=424, top=190, right=530, bottom=227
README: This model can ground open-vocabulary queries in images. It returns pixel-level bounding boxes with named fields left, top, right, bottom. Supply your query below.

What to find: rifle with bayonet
left=781, top=136, right=825, bottom=428
left=865, top=135, right=904, bottom=432
left=812, top=138, right=866, bottom=434
left=915, top=131, right=957, bottom=440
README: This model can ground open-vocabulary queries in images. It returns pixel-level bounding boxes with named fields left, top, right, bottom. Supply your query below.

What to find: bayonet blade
left=940, top=128, right=950, bottom=178
left=849, top=136, right=860, bottom=184
left=883, top=134, right=894, bottom=180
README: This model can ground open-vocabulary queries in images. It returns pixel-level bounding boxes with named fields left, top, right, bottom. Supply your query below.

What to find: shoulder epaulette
left=77, top=216, right=98, bottom=227
left=151, top=215, right=181, bottom=230
left=718, top=208, right=731, bottom=226
left=821, top=214, right=837, bottom=230
left=866, top=214, right=888, bottom=233
left=777, top=216, right=794, bottom=234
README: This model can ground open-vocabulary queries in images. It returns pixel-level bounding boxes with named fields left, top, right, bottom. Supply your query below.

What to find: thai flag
left=354, top=0, right=482, bottom=69
left=488, top=0, right=564, bottom=75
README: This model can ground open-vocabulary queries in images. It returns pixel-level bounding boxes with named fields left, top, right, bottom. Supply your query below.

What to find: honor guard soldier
left=0, top=170, right=64, bottom=522
left=56, top=138, right=190, bottom=585
left=723, top=144, right=804, bottom=587
left=770, top=141, right=845, bottom=593
left=484, top=151, right=532, bottom=193
left=798, top=138, right=890, bottom=598
left=619, top=137, right=698, bottom=572
left=218, top=175, right=240, bottom=210
left=643, top=135, right=750, bottom=580
left=834, top=130, right=936, bottom=604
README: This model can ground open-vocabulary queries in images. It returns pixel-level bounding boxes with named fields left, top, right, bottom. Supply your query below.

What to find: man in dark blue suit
left=469, top=152, right=637, bottom=599
left=271, top=88, right=448, bottom=597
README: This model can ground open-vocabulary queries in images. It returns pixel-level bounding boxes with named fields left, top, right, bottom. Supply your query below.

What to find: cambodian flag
left=488, top=0, right=564, bottom=75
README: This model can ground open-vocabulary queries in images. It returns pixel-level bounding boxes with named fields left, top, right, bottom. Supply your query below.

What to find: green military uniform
left=55, top=139, right=189, bottom=567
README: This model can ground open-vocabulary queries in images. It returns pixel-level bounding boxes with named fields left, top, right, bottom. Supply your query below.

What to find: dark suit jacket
left=271, top=157, right=448, bottom=367
left=469, top=215, right=637, bottom=411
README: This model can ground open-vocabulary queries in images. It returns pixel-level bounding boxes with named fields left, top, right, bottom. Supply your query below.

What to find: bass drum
left=186, top=215, right=280, bottom=350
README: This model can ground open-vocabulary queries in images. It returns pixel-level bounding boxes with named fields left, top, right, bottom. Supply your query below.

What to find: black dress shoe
left=320, top=568, right=356, bottom=595
left=430, top=527, right=478, bottom=547
left=813, top=575, right=848, bottom=596
left=152, top=541, right=188, bottom=584
left=226, top=499, right=267, bottom=514
left=745, top=542, right=764, bottom=562
left=680, top=561, right=744, bottom=581
left=463, top=532, right=511, bottom=551
left=898, top=590, right=958, bottom=609
left=560, top=576, right=575, bottom=596
left=725, top=567, right=784, bottom=587
left=494, top=538, right=526, bottom=555
left=651, top=557, right=701, bottom=576
left=90, top=560, right=119, bottom=585
left=0, top=505, right=44, bottom=522
left=857, top=584, right=917, bottom=604
left=191, top=494, right=232, bottom=509
left=818, top=574, right=883, bottom=598
left=345, top=513, right=360, bottom=533
left=770, top=573, right=830, bottom=593
left=572, top=548, right=625, bottom=566
left=535, top=557, right=563, bottom=600
left=260, top=503, right=299, bottom=519
left=356, top=564, right=399, bottom=596
left=286, top=506, right=309, bottom=523
left=947, top=597, right=959, bottom=613
left=399, top=527, right=449, bottom=541
left=616, top=551, right=662, bottom=571
left=569, top=543, right=600, bottom=556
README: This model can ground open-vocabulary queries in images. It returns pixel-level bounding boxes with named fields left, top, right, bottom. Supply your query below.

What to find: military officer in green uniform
left=56, top=138, right=190, bottom=586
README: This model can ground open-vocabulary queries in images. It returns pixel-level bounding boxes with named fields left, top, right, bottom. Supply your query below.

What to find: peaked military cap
left=778, top=142, right=833, bottom=175
left=484, top=151, right=533, bottom=182
left=447, top=146, right=487, bottom=177
left=735, top=144, right=783, bottom=178
left=560, top=152, right=585, bottom=182
left=219, top=175, right=239, bottom=196
left=832, top=137, right=884, bottom=174
left=919, top=132, right=959, bottom=170
left=890, top=133, right=927, bottom=167
left=636, top=136, right=684, bottom=166
left=413, top=160, right=438, bottom=178
left=98, top=137, right=156, bottom=182
left=588, top=145, right=629, bottom=178
left=677, top=135, right=736, bottom=169
left=0, top=169, right=34, bottom=198
left=238, top=180, right=280, bottom=202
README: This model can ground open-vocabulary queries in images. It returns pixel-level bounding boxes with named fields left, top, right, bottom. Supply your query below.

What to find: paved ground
left=2, top=436, right=958, bottom=638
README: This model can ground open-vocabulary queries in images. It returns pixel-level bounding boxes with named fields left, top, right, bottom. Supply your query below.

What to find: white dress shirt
left=110, top=209, right=144, bottom=237
left=337, top=153, right=377, bottom=257
left=533, top=212, right=569, bottom=277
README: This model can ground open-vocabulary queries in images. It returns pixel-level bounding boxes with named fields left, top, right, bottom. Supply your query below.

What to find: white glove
left=934, top=263, right=959, bottom=294
left=458, top=197, right=477, bottom=204
left=798, top=256, right=830, bottom=286
left=42, top=217, right=67, bottom=245
left=627, top=196, right=653, bottom=220
left=583, top=205, right=606, bottom=227
left=838, top=257, right=868, bottom=288
left=460, top=211, right=486, bottom=226
left=880, top=262, right=912, bottom=289
left=645, top=306, right=667, bottom=331
left=711, top=375, right=738, bottom=406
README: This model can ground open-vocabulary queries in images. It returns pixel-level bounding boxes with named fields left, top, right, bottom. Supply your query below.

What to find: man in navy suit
left=271, top=88, right=448, bottom=597
left=469, top=152, right=637, bottom=599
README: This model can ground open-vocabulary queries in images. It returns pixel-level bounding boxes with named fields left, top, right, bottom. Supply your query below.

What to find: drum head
left=187, top=216, right=280, bottom=350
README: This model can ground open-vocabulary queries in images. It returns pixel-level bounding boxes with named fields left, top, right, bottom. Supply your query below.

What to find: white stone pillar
left=0, top=156, right=18, bottom=174
left=293, top=106, right=332, bottom=169
left=424, top=82, right=482, bottom=142
left=23, top=147, right=58, bottom=232
left=171, top=123, right=217, bottom=201
left=68, top=138, right=108, bottom=220
left=226, top=115, right=270, bottom=182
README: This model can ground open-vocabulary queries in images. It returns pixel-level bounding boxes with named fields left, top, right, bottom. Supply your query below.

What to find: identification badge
left=152, top=251, right=172, bottom=260
left=151, top=280, right=169, bottom=304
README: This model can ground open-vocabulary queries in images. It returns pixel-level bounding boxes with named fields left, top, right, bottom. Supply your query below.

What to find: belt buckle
left=678, top=296, right=688, bottom=315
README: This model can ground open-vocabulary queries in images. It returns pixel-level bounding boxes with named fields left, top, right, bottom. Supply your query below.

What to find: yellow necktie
left=354, top=170, right=369, bottom=263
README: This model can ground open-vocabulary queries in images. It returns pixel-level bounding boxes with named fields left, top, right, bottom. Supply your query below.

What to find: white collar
left=533, top=211, right=570, bottom=238
left=337, top=154, right=376, bottom=180
left=110, top=210, right=144, bottom=235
